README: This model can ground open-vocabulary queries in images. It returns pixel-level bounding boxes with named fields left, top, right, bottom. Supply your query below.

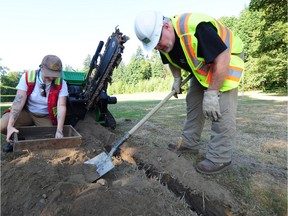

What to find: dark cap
left=40, top=55, right=62, bottom=78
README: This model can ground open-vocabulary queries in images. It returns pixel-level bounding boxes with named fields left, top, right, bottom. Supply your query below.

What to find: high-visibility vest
left=25, top=70, right=62, bottom=125
left=162, top=13, right=244, bottom=92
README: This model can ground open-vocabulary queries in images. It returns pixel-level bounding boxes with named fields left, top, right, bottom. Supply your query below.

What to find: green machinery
left=62, top=27, right=129, bottom=129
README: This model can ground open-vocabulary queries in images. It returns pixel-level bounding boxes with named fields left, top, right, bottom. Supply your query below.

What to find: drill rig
left=63, top=27, right=129, bottom=129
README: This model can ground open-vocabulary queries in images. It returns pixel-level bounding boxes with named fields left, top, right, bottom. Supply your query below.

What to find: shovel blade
left=84, top=152, right=115, bottom=179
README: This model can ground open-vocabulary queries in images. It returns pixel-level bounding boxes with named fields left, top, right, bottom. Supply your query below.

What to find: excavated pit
left=101, top=142, right=236, bottom=216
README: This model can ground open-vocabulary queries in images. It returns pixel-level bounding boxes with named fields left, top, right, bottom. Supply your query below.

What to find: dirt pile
left=1, top=111, right=239, bottom=216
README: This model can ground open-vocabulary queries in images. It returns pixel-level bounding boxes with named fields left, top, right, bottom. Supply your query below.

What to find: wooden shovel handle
left=110, top=73, right=193, bottom=154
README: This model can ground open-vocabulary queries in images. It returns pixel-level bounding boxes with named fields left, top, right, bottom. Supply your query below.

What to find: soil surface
left=1, top=92, right=287, bottom=216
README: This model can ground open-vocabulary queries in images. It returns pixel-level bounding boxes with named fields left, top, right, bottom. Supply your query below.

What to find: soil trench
left=136, top=160, right=231, bottom=216
left=116, top=140, right=239, bottom=216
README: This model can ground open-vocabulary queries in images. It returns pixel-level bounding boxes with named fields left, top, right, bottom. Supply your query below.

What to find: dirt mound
left=1, top=112, right=239, bottom=216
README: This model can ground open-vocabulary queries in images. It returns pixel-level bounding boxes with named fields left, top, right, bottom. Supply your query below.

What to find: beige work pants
left=181, top=76, right=238, bottom=163
left=0, top=108, right=52, bottom=134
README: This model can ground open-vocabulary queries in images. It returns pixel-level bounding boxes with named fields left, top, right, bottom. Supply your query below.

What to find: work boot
left=196, top=159, right=231, bottom=175
left=2, top=143, right=13, bottom=152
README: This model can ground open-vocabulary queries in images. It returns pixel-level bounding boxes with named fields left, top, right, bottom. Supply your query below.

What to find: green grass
left=109, top=98, right=186, bottom=131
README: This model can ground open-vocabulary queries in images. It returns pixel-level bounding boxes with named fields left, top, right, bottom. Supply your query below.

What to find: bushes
left=108, top=77, right=174, bottom=95
left=0, top=95, right=15, bottom=102
left=0, top=85, right=16, bottom=96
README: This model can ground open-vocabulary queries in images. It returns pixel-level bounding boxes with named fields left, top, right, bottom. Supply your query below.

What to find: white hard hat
left=134, top=11, right=163, bottom=51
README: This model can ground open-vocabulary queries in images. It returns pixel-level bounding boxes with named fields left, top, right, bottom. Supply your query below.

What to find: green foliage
left=244, top=50, right=287, bottom=91
left=0, top=71, right=22, bottom=94
left=150, top=50, right=169, bottom=78
left=64, top=64, right=74, bottom=71
left=249, top=0, right=287, bottom=24
left=0, top=94, right=15, bottom=102
left=218, top=16, right=238, bottom=32
left=0, top=84, right=17, bottom=96
left=108, top=76, right=174, bottom=95
left=112, top=62, right=126, bottom=82
left=243, top=0, right=287, bottom=92
left=0, top=58, right=9, bottom=77
left=236, top=8, right=262, bottom=60
left=83, top=54, right=91, bottom=72
left=122, top=46, right=154, bottom=84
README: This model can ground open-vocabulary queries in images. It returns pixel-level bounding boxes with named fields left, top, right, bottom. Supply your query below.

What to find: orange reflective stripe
left=229, top=30, right=233, bottom=54
left=177, top=14, right=203, bottom=72
left=178, top=14, right=195, bottom=61
left=230, top=65, right=244, bottom=72
left=181, top=35, right=195, bottom=64
left=184, top=14, right=190, bottom=33
left=176, top=15, right=181, bottom=35
left=226, top=75, right=240, bottom=82
left=206, top=70, right=213, bottom=83
left=222, top=26, right=227, bottom=42
left=197, top=68, right=209, bottom=76
left=215, top=20, right=233, bottom=53
left=216, top=21, right=224, bottom=39
left=227, top=66, right=243, bottom=81
left=178, top=13, right=191, bottom=35
left=198, top=64, right=210, bottom=75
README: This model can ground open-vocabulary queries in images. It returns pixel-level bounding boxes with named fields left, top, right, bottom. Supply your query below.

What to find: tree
left=124, top=46, right=152, bottom=84
left=249, top=0, right=287, bottom=54
left=64, top=64, right=74, bottom=71
left=112, top=61, right=125, bottom=82
left=83, top=54, right=92, bottom=72
left=149, top=50, right=168, bottom=78
left=0, top=71, right=21, bottom=95
left=218, top=16, right=238, bottom=32
left=246, top=0, right=287, bottom=91
left=236, top=8, right=262, bottom=61
left=0, top=58, right=9, bottom=77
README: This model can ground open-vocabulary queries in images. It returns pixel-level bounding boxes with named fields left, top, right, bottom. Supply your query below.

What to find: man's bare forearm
left=169, top=64, right=181, bottom=78
left=208, top=50, right=230, bottom=91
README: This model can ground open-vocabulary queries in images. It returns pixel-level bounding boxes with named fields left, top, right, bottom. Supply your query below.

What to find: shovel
left=84, top=74, right=193, bottom=180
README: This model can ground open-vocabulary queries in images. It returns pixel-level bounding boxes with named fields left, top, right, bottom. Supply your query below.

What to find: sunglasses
left=40, top=83, right=46, bottom=97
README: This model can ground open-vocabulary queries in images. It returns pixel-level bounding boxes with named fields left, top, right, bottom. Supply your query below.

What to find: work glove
left=172, top=77, right=182, bottom=93
left=172, top=77, right=182, bottom=98
left=202, top=90, right=221, bottom=121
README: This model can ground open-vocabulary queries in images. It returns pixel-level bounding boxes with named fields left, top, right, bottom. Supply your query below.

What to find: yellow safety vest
left=162, top=13, right=244, bottom=92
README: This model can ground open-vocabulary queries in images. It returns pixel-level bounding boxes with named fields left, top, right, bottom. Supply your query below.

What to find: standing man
left=134, top=11, right=244, bottom=174
left=1, top=55, right=69, bottom=145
